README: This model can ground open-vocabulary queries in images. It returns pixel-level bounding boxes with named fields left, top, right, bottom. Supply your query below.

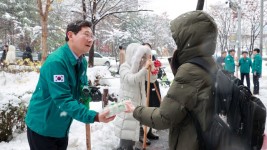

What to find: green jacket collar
left=63, top=43, right=78, bottom=66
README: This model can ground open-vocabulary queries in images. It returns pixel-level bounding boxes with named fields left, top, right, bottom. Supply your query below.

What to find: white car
left=84, top=52, right=111, bottom=67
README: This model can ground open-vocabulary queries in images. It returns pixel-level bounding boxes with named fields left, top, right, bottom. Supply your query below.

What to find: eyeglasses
left=82, top=32, right=96, bottom=41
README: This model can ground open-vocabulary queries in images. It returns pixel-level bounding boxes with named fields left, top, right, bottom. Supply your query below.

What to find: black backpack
left=187, top=57, right=266, bottom=150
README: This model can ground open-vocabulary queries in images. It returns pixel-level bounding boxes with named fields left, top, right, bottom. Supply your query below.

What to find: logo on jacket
left=54, top=75, right=64, bottom=82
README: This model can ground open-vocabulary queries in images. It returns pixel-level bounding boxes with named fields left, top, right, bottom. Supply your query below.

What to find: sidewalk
left=136, top=129, right=169, bottom=150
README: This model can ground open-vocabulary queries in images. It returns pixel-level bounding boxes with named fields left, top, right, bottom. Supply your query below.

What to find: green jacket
left=26, top=43, right=97, bottom=138
left=252, top=54, right=262, bottom=74
left=239, top=57, right=252, bottom=73
left=224, top=54, right=235, bottom=73
left=133, top=11, right=217, bottom=150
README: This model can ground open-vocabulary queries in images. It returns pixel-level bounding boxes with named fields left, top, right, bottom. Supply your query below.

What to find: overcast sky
left=145, top=0, right=223, bottom=19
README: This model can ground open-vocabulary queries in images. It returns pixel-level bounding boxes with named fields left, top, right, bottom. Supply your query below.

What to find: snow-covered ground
left=0, top=59, right=266, bottom=150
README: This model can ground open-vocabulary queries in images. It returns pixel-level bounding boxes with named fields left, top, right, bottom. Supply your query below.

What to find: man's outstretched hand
left=97, top=110, right=116, bottom=123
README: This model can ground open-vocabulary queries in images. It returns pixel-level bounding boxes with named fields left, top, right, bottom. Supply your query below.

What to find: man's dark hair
left=142, top=43, right=152, bottom=49
left=65, top=20, right=92, bottom=41
left=242, top=51, right=248, bottom=54
left=4, top=45, right=8, bottom=48
left=253, top=48, right=260, bottom=53
left=221, top=51, right=226, bottom=55
left=119, top=45, right=124, bottom=50
left=228, top=49, right=235, bottom=53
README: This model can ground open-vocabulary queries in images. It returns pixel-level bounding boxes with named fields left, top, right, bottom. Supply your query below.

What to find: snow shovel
left=153, top=82, right=161, bottom=104
left=81, top=86, right=92, bottom=150
left=86, top=124, right=91, bottom=150
left=143, top=63, right=151, bottom=150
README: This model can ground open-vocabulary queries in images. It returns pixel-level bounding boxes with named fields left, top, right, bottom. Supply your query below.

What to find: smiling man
left=25, top=20, right=115, bottom=150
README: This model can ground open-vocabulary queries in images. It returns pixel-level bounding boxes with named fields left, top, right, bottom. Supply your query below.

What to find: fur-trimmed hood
left=125, top=43, right=151, bottom=73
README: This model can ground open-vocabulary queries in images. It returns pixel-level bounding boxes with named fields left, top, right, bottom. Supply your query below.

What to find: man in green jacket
left=238, top=51, right=252, bottom=89
left=25, top=20, right=115, bottom=150
left=252, top=48, right=262, bottom=95
left=224, top=49, right=236, bottom=75
left=128, top=11, right=218, bottom=150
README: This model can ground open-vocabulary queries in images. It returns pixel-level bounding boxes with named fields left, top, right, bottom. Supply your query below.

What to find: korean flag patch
left=54, top=75, right=64, bottom=82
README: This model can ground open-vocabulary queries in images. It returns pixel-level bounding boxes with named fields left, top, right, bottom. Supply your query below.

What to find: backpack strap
left=187, top=57, right=217, bottom=79
left=185, top=57, right=217, bottom=150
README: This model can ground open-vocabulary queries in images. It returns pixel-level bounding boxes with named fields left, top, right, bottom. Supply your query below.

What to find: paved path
left=136, top=129, right=169, bottom=150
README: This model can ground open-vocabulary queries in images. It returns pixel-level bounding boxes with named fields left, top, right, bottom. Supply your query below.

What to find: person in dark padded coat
left=22, top=46, right=33, bottom=61
left=128, top=11, right=218, bottom=150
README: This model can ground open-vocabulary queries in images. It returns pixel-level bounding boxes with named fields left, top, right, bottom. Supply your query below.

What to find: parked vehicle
left=16, top=50, right=24, bottom=60
left=84, top=52, right=111, bottom=67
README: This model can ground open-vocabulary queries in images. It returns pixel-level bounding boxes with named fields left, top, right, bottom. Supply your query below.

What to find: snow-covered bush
left=1, top=59, right=41, bottom=73
left=87, top=66, right=112, bottom=86
left=0, top=101, right=27, bottom=142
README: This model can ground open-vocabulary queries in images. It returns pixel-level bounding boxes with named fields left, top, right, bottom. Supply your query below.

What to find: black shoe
left=147, top=132, right=159, bottom=140
left=139, top=137, right=151, bottom=145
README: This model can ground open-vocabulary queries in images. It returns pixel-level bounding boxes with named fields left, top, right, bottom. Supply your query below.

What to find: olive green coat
left=133, top=11, right=217, bottom=150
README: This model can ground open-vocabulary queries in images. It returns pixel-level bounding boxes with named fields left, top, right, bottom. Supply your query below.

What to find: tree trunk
left=88, top=0, right=97, bottom=68
left=41, top=18, right=48, bottom=63
left=37, top=0, right=52, bottom=64
left=88, top=25, right=95, bottom=68
left=196, top=0, right=205, bottom=10
left=82, top=0, right=86, bottom=20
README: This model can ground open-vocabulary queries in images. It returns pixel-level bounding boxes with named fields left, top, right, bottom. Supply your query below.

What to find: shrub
left=0, top=59, right=41, bottom=73
left=0, top=101, right=27, bottom=142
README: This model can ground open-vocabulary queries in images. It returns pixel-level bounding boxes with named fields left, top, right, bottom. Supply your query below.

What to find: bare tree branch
left=37, top=0, right=43, bottom=17
left=44, top=0, right=52, bottom=20
left=94, top=9, right=152, bottom=25
left=99, top=0, right=123, bottom=16
left=98, top=0, right=108, bottom=14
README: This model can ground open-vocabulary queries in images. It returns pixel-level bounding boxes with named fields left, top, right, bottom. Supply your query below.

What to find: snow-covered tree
left=94, top=12, right=175, bottom=59
left=209, top=0, right=267, bottom=55
left=209, top=2, right=237, bottom=53
left=241, top=0, right=267, bottom=53
left=0, top=0, right=38, bottom=48
left=83, top=0, right=151, bottom=67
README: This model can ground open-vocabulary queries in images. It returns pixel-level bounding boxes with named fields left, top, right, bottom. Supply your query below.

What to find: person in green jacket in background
left=238, top=51, right=252, bottom=89
left=224, top=49, right=237, bottom=75
left=252, top=48, right=262, bottom=95
left=25, top=20, right=115, bottom=150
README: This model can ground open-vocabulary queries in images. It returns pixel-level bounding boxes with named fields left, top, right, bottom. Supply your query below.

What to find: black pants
left=240, top=73, right=250, bottom=89
left=145, top=80, right=161, bottom=107
left=253, top=73, right=260, bottom=94
left=27, top=127, right=68, bottom=150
